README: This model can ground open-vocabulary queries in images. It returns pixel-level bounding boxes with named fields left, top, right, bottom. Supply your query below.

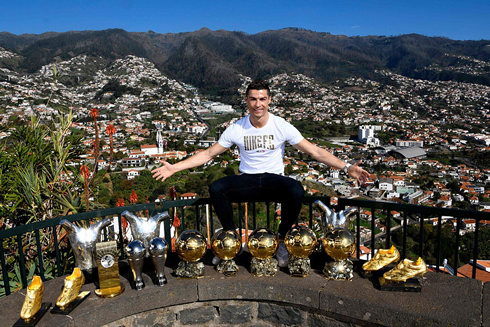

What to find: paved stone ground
left=0, top=251, right=487, bottom=327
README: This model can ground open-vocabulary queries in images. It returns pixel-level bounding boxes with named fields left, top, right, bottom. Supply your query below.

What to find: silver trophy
left=60, top=218, right=112, bottom=272
left=126, top=240, right=146, bottom=290
left=122, top=210, right=170, bottom=257
left=149, top=237, right=168, bottom=286
left=315, top=200, right=358, bottom=280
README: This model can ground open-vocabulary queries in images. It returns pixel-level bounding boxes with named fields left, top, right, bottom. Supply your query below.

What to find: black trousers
left=209, top=173, right=304, bottom=237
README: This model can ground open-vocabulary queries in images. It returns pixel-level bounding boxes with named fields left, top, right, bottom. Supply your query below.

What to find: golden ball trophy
left=175, top=230, right=207, bottom=278
left=211, top=229, right=242, bottom=276
left=284, top=225, right=317, bottom=277
left=247, top=228, right=279, bottom=277
left=315, top=200, right=357, bottom=280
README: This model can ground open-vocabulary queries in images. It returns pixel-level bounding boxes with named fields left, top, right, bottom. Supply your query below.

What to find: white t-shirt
left=218, top=113, right=304, bottom=175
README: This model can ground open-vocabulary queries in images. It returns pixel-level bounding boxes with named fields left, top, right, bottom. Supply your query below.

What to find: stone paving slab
left=198, top=260, right=327, bottom=308
left=319, top=270, right=483, bottom=326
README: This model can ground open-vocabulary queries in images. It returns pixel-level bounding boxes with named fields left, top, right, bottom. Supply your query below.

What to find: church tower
left=156, top=127, right=163, bottom=154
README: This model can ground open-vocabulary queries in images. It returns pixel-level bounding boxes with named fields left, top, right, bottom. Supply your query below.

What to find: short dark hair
left=246, top=80, right=271, bottom=97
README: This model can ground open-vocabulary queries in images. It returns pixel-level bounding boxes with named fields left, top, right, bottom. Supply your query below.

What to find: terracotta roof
left=457, top=263, right=490, bottom=283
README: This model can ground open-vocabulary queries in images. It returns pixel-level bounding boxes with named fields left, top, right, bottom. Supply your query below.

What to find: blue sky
left=1, top=0, right=489, bottom=40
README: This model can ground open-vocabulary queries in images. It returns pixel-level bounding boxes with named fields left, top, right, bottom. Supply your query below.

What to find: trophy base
left=378, top=277, right=422, bottom=292
left=216, top=259, right=239, bottom=277
left=156, top=275, right=167, bottom=286
left=51, top=291, right=91, bottom=314
left=95, top=282, right=125, bottom=298
left=250, top=257, right=278, bottom=277
left=175, top=261, right=205, bottom=279
left=15, top=302, right=51, bottom=326
left=323, top=259, right=354, bottom=280
left=288, top=255, right=311, bottom=277
left=133, top=279, right=145, bottom=291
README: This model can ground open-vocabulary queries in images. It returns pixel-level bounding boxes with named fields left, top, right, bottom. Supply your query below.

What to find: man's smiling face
left=245, top=89, right=271, bottom=123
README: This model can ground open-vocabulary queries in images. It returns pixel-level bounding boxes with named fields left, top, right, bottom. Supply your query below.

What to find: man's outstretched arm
left=152, top=142, right=228, bottom=181
left=293, top=139, right=369, bottom=184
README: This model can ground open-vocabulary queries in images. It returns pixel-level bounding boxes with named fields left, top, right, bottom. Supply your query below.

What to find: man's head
left=245, top=80, right=271, bottom=124
left=245, top=80, right=271, bottom=97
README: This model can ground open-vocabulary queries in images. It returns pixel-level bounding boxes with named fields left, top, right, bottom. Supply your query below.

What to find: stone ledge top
left=0, top=251, right=487, bottom=327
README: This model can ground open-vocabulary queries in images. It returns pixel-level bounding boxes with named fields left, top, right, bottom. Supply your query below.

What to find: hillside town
left=1, top=51, right=490, bottom=236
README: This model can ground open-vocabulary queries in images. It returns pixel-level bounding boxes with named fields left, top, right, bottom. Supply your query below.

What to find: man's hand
left=347, top=160, right=370, bottom=185
left=152, top=161, right=176, bottom=181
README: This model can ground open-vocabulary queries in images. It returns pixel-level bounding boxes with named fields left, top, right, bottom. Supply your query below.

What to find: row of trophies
left=17, top=201, right=427, bottom=325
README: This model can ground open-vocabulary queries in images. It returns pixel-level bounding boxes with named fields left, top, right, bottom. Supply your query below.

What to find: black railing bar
left=16, top=235, right=27, bottom=288
left=238, top=203, right=243, bottom=240
left=266, top=202, right=270, bottom=229
left=209, top=204, right=214, bottom=235
left=194, top=204, right=200, bottom=233
left=176, top=206, right=182, bottom=232
left=117, top=213, right=125, bottom=259
left=102, top=216, right=108, bottom=241
left=308, top=201, right=313, bottom=228
left=370, top=207, right=376, bottom=258
left=0, top=240, right=10, bottom=295
left=472, top=220, right=480, bottom=279
left=356, top=208, right=361, bottom=259
left=419, top=213, right=425, bottom=257
left=163, top=216, right=172, bottom=248
left=34, top=230, right=45, bottom=281
left=252, top=202, right=256, bottom=229
left=52, top=225, right=62, bottom=277
left=454, top=216, right=462, bottom=276
left=386, top=209, right=392, bottom=249
left=436, top=215, right=442, bottom=273
left=402, top=211, right=408, bottom=260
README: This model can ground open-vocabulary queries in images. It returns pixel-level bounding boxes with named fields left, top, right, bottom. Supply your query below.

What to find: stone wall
left=104, top=300, right=357, bottom=327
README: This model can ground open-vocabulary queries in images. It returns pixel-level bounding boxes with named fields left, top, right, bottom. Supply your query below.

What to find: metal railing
left=1, top=196, right=489, bottom=297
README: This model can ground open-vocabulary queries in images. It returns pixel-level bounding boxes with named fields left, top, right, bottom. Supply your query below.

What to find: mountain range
left=1, top=28, right=490, bottom=94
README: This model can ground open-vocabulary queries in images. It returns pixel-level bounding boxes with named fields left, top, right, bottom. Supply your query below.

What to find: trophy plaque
left=94, top=241, right=124, bottom=298
left=247, top=228, right=279, bottom=277
left=284, top=226, right=317, bottom=277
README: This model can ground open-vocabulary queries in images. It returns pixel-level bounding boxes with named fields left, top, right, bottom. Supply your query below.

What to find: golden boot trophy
left=53, top=267, right=90, bottom=312
left=383, top=257, right=428, bottom=282
left=362, top=245, right=401, bottom=273
left=19, top=275, right=50, bottom=323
